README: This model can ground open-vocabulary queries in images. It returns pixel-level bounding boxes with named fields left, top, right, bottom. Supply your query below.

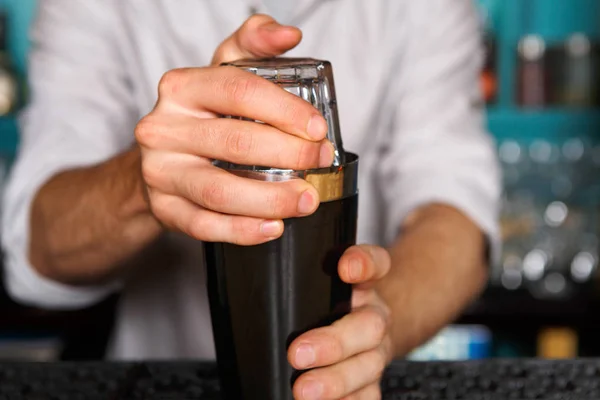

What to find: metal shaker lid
left=218, top=58, right=357, bottom=202
left=222, top=57, right=346, bottom=166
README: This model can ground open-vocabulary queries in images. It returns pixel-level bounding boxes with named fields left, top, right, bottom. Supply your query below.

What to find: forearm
left=29, top=147, right=162, bottom=285
left=377, top=204, right=489, bottom=357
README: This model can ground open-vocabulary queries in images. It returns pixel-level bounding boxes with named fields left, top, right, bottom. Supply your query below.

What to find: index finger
left=157, top=66, right=328, bottom=141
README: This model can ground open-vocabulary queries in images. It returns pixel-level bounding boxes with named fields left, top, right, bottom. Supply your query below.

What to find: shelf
left=459, top=286, right=600, bottom=327
left=0, top=116, right=18, bottom=156
left=486, top=109, right=600, bottom=141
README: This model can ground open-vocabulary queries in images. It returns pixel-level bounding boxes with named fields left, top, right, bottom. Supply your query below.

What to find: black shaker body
left=205, top=153, right=359, bottom=400
left=205, top=57, right=357, bottom=400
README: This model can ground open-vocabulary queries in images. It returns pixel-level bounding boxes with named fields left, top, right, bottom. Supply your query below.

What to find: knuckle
left=140, top=156, right=165, bottom=188
left=328, top=335, right=346, bottom=360
left=237, top=14, right=273, bottom=39
left=135, top=116, right=160, bottom=147
left=331, top=371, right=348, bottom=398
left=222, top=73, right=260, bottom=105
left=372, top=348, right=388, bottom=376
left=366, top=310, right=388, bottom=343
left=278, top=97, right=304, bottom=126
left=147, top=193, right=170, bottom=223
left=230, top=217, right=260, bottom=245
left=294, top=140, right=319, bottom=170
left=317, top=328, right=345, bottom=360
left=264, top=187, right=291, bottom=218
left=246, top=14, right=272, bottom=29
left=198, top=179, right=230, bottom=209
left=186, top=211, right=209, bottom=240
left=158, top=68, right=187, bottom=96
left=224, top=129, right=254, bottom=161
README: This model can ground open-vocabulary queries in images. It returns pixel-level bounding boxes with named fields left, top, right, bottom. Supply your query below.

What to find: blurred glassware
left=570, top=251, right=597, bottom=283
left=494, top=135, right=600, bottom=296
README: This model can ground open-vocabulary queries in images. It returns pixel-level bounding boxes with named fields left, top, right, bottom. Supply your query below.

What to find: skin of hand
left=288, top=245, right=393, bottom=400
left=136, top=14, right=335, bottom=246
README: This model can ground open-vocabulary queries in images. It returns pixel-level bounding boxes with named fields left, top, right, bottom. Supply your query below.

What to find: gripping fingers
left=288, top=306, right=389, bottom=370
left=341, top=384, right=382, bottom=400
left=136, top=116, right=334, bottom=170
left=293, top=349, right=387, bottom=400
left=157, top=67, right=328, bottom=142
left=149, top=192, right=284, bottom=245
left=171, top=165, right=320, bottom=220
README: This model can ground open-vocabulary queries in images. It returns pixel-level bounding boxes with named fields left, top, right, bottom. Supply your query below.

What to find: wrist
left=113, top=147, right=163, bottom=243
left=119, top=146, right=155, bottom=218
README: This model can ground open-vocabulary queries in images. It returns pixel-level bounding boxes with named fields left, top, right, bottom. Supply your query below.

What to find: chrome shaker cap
left=218, top=58, right=357, bottom=203
left=222, top=58, right=346, bottom=166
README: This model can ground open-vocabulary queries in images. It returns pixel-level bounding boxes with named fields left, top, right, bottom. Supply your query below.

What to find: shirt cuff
left=3, top=245, right=121, bottom=310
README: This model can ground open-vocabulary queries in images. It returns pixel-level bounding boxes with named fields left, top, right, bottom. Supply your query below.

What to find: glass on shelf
left=494, top=136, right=600, bottom=296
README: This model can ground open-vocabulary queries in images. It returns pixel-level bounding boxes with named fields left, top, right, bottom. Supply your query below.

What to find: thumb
left=211, top=14, right=302, bottom=66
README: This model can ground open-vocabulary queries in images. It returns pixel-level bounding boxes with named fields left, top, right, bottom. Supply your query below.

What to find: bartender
left=2, top=1, right=499, bottom=399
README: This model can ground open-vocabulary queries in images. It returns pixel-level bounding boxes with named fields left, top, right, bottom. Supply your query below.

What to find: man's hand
left=288, top=245, right=394, bottom=399
left=136, top=15, right=335, bottom=245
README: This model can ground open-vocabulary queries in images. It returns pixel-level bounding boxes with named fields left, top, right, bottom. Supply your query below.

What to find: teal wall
left=5, top=0, right=35, bottom=75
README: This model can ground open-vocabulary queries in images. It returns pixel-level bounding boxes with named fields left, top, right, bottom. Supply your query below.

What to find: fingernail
left=307, top=114, right=328, bottom=140
left=349, top=258, right=363, bottom=281
left=302, top=380, right=324, bottom=400
left=319, top=141, right=335, bottom=168
left=295, top=344, right=316, bottom=369
left=297, top=189, right=318, bottom=215
left=260, top=220, right=283, bottom=238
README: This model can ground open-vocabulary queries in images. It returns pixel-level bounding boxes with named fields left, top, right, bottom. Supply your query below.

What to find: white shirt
left=2, top=0, right=501, bottom=360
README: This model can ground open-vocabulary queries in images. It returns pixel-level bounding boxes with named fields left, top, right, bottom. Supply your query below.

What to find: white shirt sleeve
left=2, top=2, right=137, bottom=309
left=379, top=0, right=501, bottom=260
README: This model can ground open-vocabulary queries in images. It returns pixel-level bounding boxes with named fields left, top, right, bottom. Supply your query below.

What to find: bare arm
left=379, top=204, right=488, bottom=357
left=29, top=147, right=160, bottom=285
left=25, top=15, right=330, bottom=287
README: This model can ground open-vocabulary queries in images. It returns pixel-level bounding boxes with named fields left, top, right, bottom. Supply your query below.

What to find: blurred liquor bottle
left=553, top=34, right=600, bottom=108
left=477, top=2, right=498, bottom=104
left=482, top=32, right=497, bottom=104
left=538, top=327, right=578, bottom=359
left=0, top=10, right=18, bottom=116
left=517, top=35, right=549, bottom=108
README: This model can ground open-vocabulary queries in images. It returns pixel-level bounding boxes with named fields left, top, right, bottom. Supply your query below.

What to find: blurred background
left=1, top=0, right=600, bottom=361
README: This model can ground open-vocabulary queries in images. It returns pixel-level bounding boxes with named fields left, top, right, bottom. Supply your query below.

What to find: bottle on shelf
left=517, top=35, right=549, bottom=108
left=0, top=10, right=18, bottom=116
left=554, top=34, right=599, bottom=108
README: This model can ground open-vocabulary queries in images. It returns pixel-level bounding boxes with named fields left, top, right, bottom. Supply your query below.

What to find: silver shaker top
left=222, top=58, right=346, bottom=167
left=218, top=58, right=357, bottom=203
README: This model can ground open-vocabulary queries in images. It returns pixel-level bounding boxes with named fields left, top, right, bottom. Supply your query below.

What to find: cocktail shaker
left=204, top=58, right=359, bottom=400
